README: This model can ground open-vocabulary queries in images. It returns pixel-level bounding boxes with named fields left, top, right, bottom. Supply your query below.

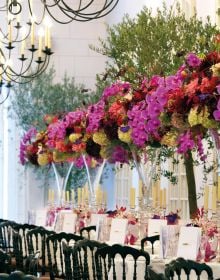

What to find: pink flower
left=186, top=53, right=201, bottom=67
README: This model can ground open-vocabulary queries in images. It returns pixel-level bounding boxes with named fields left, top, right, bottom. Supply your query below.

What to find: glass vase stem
left=131, top=149, right=157, bottom=207
left=82, top=154, right=94, bottom=197
left=52, top=162, right=61, bottom=205
left=52, top=162, right=74, bottom=207
left=82, top=155, right=106, bottom=208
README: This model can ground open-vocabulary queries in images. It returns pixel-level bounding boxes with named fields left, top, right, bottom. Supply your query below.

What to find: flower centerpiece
left=46, top=109, right=105, bottom=207
left=20, top=45, right=220, bottom=217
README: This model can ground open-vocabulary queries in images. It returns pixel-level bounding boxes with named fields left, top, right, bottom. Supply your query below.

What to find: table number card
left=148, top=219, right=167, bottom=237
left=109, top=218, right=128, bottom=245
left=35, top=209, right=47, bottom=227
left=177, top=226, right=201, bottom=260
left=60, top=213, right=77, bottom=233
left=54, top=209, right=72, bottom=232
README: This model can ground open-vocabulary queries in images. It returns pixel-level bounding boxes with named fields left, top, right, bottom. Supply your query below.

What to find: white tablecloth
left=108, top=253, right=220, bottom=280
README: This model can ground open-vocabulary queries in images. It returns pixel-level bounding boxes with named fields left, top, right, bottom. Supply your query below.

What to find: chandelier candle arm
left=0, top=0, right=54, bottom=104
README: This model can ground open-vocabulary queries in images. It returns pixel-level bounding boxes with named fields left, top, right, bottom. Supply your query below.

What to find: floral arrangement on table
left=20, top=111, right=104, bottom=169
left=152, top=209, right=181, bottom=225
left=86, top=81, right=135, bottom=164
left=126, top=51, right=220, bottom=159
left=106, top=206, right=137, bottom=224
left=20, top=49, right=220, bottom=168
left=20, top=47, right=220, bottom=214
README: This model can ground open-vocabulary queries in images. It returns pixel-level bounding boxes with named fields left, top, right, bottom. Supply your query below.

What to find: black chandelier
left=0, top=0, right=119, bottom=103
left=29, top=0, right=120, bottom=24
left=0, top=0, right=53, bottom=104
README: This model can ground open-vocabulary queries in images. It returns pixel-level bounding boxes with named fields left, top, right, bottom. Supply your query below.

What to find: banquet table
left=107, top=241, right=220, bottom=280
left=107, top=254, right=220, bottom=280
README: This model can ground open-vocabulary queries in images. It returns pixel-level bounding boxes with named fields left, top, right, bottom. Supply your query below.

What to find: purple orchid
left=19, top=127, right=37, bottom=165
left=86, top=100, right=105, bottom=133
left=101, top=81, right=130, bottom=101
left=186, top=53, right=201, bottom=68
left=177, top=130, right=195, bottom=154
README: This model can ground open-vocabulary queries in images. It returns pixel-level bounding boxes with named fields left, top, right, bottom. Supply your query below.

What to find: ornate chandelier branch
left=29, top=0, right=119, bottom=24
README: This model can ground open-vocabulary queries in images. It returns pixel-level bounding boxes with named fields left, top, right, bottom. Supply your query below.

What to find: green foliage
left=92, top=4, right=219, bottom=88
left=9, top=67, right=101, bottom=131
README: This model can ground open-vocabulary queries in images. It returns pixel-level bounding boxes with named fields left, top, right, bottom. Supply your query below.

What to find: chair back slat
left=141, top=235, right=160, bottom=255
left=46, top=232, right=83, bottom=279
left=64, top=238, right=107, bottom=280
left=0, top=222, right=17, bottom=254
left=27, top=226, right=55, bottom=276
left=13, top=224, right=37, bottom=259
left=80, top=225, right=96, bottom=239
left=95, top=244, right=151, bottom=280
left=165, top=257, right=214, bottom=280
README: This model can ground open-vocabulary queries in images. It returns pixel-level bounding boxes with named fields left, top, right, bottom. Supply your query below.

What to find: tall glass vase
left=82, top=155, right=106, bottom=209
left=51, top=162, right=74, bottom=207
left=131, top=149, right=157, bottom=210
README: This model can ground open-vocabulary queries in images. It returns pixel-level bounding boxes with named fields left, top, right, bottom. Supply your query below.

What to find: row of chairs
left=0, top=219, right=217, bottom=279
left=63, top=240, right=216, bottom=280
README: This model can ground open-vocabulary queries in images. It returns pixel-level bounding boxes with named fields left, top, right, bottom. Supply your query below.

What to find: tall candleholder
left=138, top=196, right=143, bottom=212
left=129, top=204, right=136, bottom=214
left=88, top=194, right=97, bottom=213
left=135, top=197, right=145, bottom=244
left=203, top=208, right=209, bottom=221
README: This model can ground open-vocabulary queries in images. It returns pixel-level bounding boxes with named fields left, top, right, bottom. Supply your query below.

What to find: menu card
left=61, top=213, right=77, bottom=233
left=148, top=219, right=167, bottom=237
left=177, top=226, right=201, bottom=260
left=54, top=209, right=72, bottom=232
left=109, top=218, right=128, bottom=245
left=35, top=209, right=47, bottom=227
